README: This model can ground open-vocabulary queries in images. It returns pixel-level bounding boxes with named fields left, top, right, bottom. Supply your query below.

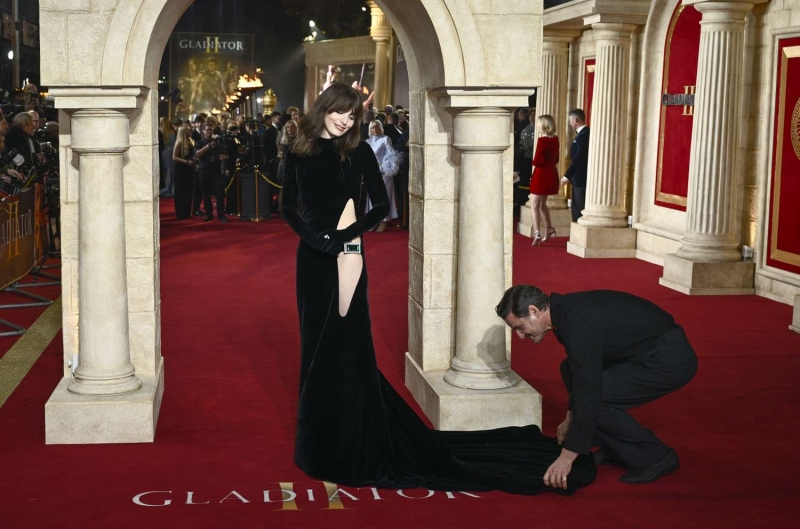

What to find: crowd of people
left=158, top=99, right=411, bottom=231
left=0, top=84, right=59, bottom=200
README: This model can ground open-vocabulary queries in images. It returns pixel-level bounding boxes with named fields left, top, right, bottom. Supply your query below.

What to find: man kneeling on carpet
left=497, top=285, right=697, bottom=486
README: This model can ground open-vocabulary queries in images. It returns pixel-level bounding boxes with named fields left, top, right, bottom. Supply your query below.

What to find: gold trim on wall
left=770, top=44, right=800, bottom=267
left=655, top=4, right=688, bottom=208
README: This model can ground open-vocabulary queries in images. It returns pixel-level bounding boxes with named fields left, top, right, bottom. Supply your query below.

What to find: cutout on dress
left=336, top=198, right=363, bottom=317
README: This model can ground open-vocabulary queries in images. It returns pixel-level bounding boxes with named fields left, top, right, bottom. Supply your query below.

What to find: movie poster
left=169, top=32, right=254, bottom=119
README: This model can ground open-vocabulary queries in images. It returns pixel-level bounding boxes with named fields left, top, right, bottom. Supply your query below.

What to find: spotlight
left=7, top=51, right=13, bottom=60
left=362, top=6, right=367, bottom=11
left=257, top=98, right=263, bottom=104
left=312, top=31, right=317, bottom=37
left=309, top=20, right=315, bottom=28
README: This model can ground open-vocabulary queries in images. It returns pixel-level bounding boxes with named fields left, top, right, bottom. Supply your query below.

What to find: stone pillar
left=68, top=109, right=142, bottom=396
left=45, top=88, right=164, bottom=445
left=660, top=0, right=756, bottom=295
left=405, top=95, right=541, bottom=431
left=444, top=108, right=516, bottom=389
left=567, top=22, right=638, bottom=258
left=368, top=1, right=392, bottom=109
left=519, top=31, right=579, bottom=239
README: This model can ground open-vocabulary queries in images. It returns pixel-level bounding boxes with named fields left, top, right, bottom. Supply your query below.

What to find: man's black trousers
left=200, top=169, right=226, bottom=219
left=560, top=326, right=697, bottom=468
left=570, top=186, right=586, bottom=222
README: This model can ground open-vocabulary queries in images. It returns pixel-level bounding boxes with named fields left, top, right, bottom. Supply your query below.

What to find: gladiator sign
left=0, top=189, right=35, bottom=290
left=169, top=32, right=254, bottom=117
left=661, top=85, right=696, bottom=116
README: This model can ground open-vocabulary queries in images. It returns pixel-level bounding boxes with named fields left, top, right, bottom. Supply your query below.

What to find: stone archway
left=41, top=0, right=544, bottom=444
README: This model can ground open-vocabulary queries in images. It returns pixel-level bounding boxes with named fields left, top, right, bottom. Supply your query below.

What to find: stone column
left=567, top=21, right=638, bottom=258
left=45, top=88, right=164, bottom=445
left=405, top=95, right=541, bottom=432
left=540, top=31, right=574, bottom=211
left=444, top=108, right=516, bottom=390
left=519, top=30, right=580, bottom=240
left=660, top=0, right=756, bottom=295
left=68, top=109, right=141, bottom=396
left=368, top=1, right=392, bottom=109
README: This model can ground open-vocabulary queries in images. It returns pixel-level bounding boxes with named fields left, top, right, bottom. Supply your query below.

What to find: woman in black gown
left=282, top=83, right=596, bottom=495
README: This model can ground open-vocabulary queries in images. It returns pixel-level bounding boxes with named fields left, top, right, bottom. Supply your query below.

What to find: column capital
left=367, top=0, right=392, bottom=42
left=70, top=108, right=132, bottom=155
left=50, top=87, right=147, bottom=111
left=683, top=0, right=764, bottom=10
left=685, top=1, right=758, bottom=22
left=588, top=22, right=639, bottom=41
left=584, top=14, right=646, bottom=27
left=543, top=29, right=582, bottom=47
left=433, top=87, right=532, bottom=109
left=451, top=107, right=511, bottom=153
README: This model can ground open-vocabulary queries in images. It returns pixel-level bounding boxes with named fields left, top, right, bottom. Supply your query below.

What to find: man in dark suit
left=6, top=112, right=42, bottom=166
left=562, top=109, right=590, bottom=222
left=497, top=284, right=696, bottom=489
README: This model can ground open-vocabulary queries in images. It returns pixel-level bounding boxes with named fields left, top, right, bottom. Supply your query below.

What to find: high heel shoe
left=542, top=226, right=557, bottom=242
left=531, top=230, right=542, bottom=246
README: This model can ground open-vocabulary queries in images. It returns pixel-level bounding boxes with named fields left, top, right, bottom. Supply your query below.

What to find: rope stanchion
left=256, top=169, right=282, bottom=189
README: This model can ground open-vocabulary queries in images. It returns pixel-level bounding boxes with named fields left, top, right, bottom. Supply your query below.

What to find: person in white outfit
left=365, top=120, right=400, bottom=232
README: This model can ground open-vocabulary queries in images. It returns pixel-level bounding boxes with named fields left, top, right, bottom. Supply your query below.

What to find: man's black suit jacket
left=6, top=127, right=40, bottom=166
left=263, top=125, right=279, bottom=164
left=564, top=126, right=590, bottom=188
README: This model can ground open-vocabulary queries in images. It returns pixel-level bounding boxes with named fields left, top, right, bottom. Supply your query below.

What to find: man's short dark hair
left=495, top=285, right=550, bottom=319
left=569, top=109, right=586, bottom=122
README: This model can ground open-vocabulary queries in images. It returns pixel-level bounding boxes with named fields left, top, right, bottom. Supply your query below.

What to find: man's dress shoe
left=620, top=449, right=679, bottom=484
left=593, top=447, right=626, bottom=467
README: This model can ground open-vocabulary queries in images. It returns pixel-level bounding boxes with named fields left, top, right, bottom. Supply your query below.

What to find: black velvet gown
left=282, top=138, right=596, bottom=495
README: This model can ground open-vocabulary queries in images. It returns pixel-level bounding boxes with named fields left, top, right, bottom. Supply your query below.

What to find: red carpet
left=1, top=199, right=798, bottom=528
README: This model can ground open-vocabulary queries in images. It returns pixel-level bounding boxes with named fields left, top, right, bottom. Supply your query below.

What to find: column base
left=566, top=223, right=636, bottom=258
left=659, top=254, right=755, bottom=295
left=405, top=353, right=542, bottom=431
left=517, top=204, right=572, bottom=239
left=45, top=358, right=164, bottom=444
left=790, top=295, right=800, bottom=334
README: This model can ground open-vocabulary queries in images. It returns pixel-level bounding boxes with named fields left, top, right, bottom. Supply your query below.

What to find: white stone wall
left=753, top=0, right=800, bottom=304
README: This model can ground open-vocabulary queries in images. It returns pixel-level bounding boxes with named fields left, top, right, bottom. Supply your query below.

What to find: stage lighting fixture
left=309, top=20, right=315, bottom=28
left=7, top=51, right=13, bottom=60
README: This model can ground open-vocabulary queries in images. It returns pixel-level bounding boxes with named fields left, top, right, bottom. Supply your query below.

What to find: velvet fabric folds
left=282, top=138, right=596, bottom=495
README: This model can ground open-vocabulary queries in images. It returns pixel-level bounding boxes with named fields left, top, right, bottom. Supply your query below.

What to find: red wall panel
left=767, top=37, right=800, bottom=275
left=654, top=2, right=701, bottom=211
left=583, top=58, right=595, bottom=126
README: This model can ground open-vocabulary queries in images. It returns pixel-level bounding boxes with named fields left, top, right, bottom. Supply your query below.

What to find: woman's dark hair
left=292, top=83, right=363, bottom=161
left=495, top=285, right=550, bottom=319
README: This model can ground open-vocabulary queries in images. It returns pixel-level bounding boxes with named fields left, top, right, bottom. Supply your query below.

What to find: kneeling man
left=497, top=286, right=697, bottom=487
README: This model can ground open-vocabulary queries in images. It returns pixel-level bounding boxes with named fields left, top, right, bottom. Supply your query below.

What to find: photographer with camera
left=195, top=122, right=229, bottom=223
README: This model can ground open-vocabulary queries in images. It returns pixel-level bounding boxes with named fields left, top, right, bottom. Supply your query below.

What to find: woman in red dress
left=529, top=114, right=560, bottom=245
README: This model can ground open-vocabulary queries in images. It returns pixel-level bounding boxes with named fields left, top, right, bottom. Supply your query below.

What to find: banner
left=654, top=2, right=701, bottom=211
left=1, top=189, right=35, bottom=291
left=767, top=36, right=800, bottom=275
left=169, top=32, right=255, bottom=119
left=583, top=58, right=595, bottom=126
